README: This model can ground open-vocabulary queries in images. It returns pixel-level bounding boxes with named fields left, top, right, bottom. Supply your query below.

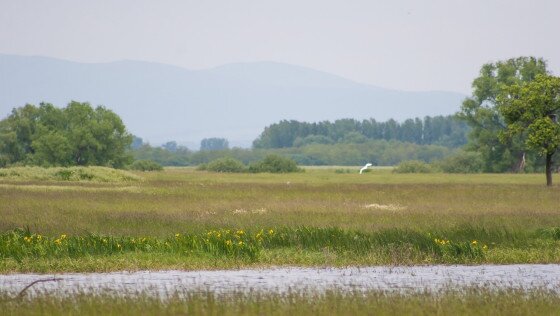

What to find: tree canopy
left=0, top=101, right=132, bottom=168
left=497, top=75, right=560, bottom=185
left=458, top=56, right=549, bottom=172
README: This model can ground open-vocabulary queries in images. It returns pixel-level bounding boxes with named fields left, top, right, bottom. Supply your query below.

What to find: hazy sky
left=1, top=0, right=559, bottom=94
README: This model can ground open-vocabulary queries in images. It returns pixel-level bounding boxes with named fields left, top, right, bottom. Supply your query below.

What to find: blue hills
left=0, top=54, right=466, bottom=147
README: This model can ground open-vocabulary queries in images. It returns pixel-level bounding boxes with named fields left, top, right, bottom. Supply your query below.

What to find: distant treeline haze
left=132, top=116, right=466, bottom=166
left=253, top=116, right=468, bottom=149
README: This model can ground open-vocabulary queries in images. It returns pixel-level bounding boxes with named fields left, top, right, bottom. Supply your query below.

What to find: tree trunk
left=546, top=152, right=553, bottom=186
left=513, top=152, right=526, bottom=173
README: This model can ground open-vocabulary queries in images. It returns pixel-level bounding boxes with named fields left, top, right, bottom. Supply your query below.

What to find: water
left=2, top=265, right=560, bottom=297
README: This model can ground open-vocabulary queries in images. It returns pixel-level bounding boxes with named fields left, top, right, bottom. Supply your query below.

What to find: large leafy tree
left=458, top=57, right=549, bottom=172
left=497, top=75, right=560, bottom=186
left=0, top=104, right=40, bottom=165
left=0, top=101, right=132, bottom=167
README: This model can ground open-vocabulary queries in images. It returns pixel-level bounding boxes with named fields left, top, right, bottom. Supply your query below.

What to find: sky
left=0, top=0, right=559, bottom=94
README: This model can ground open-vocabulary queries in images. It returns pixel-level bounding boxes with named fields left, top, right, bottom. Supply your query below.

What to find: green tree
left=0, top=101, right=132, bottom=167
left=60, top=101, right=132, bottom=167
left=497, top=75, right=560, bottom=186
left=458, top=57, right=549, bottom=172
left=0, top=104, right=41, bottom=165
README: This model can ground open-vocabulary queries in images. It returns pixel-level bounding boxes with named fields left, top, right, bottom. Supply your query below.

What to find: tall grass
left=0, top=226, right=523, bottom=264
left=1, top=288, right=559, bottom=316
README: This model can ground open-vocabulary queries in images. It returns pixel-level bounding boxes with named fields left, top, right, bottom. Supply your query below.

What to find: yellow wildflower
left=226, top=240, right=233, bottom=246
left=471, top=240, right=478, bottom=245
left=268, top=229, right=274, bottom=235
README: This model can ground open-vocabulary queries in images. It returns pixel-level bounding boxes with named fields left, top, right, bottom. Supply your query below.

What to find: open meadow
left=1, top=167, right=560, bottom=272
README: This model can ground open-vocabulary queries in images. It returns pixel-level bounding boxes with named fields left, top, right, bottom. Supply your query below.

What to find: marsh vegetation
left=1, top=288, right=560, bottom=316
left=1, top=167, right=560, bottom=272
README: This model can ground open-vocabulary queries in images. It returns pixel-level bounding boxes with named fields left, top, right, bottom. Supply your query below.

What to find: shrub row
left=198, top=155, right=303, bottom=173
left=128, top=160, right=164, bottom=171
left=393, top=151, right=484, bottom=174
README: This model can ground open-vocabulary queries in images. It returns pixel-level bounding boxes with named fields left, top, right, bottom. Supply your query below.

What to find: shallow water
left=2, top=265, right=560, bottom=297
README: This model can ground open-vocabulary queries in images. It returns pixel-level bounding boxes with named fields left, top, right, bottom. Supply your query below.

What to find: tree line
left=252, top=116, right=469, bottom=149
left=132, top=140, right=453, bottom=167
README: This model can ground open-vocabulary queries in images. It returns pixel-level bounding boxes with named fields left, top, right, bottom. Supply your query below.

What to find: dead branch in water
left=1, top=278, right=63, bottom=302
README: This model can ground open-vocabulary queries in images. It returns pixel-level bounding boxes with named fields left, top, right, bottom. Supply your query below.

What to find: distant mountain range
left=0, top=54, right=466, bottom=148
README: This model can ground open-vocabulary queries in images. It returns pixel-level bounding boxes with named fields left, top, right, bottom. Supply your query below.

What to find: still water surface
left=1, top=265, right=560, bottom=297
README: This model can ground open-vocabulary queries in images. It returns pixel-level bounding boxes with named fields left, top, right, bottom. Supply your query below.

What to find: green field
left=1, top=167, right=560, bottom=272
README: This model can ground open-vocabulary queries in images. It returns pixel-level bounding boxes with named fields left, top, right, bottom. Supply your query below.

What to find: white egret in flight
left=359, top=163, right=373, bottom=174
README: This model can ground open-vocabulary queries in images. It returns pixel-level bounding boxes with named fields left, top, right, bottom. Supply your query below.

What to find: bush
left=128, top=160, right=164, bottom=171
left=248, top=155, right=303, bottom=173
left=393, top=160, right=434, bottom=173
left=204, top=157, right=246, bottom=173
left=436, top=151, right=483, bottom=173
left=334, top=168, right=352, bottom=174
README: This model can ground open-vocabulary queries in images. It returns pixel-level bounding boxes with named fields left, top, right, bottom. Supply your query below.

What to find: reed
left=1, top=288, right=559, bottom=316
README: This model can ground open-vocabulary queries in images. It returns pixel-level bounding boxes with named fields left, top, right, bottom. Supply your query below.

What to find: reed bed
left=1, top=288, right=559, bottom=316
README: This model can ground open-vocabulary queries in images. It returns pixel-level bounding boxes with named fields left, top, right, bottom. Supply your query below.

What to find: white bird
left=359, top=163, right=373, bottom=174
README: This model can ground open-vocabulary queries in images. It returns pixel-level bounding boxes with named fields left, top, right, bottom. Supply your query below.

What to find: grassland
left=1, top=167, right=560, bottom=271
left=2, top=288, right=560, bottom=316
left=0, top=166, right=141, bottom=182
